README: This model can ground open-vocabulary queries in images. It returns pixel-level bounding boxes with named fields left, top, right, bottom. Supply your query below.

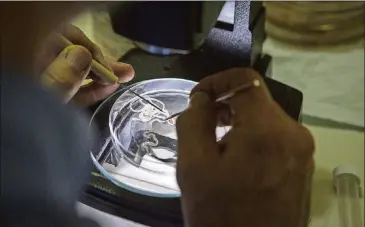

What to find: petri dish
left=89, top=78, right=229, bottom=198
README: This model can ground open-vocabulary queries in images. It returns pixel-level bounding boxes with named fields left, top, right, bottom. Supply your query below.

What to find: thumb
left=176, top=92, right=219, bottom=162
left=41, top=45, right=92, bottom=103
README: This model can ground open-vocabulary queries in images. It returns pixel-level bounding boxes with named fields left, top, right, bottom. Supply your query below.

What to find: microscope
left=83, top=2, right=303, bottom=227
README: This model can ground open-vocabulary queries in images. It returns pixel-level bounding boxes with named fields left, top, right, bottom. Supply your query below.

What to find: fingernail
left=118, top=62, right=133, bottom=68
left=64, top=45, right=92, bottom=74
left=190, top=92, right=213, bottom=108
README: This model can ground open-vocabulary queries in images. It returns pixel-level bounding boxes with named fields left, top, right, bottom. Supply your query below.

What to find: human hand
left=34, top=24, right=135, bottom=106
left=176, top=68, right=315, bottom=227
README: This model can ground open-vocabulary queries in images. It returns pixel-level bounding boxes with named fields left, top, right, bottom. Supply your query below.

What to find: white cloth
left=263, top=38, right=364, bottom=127
left=71, top=9, right=135, bottom=61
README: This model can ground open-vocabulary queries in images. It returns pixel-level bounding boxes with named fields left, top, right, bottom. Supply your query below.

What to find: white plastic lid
left=333, top=165, right=361, bottom=189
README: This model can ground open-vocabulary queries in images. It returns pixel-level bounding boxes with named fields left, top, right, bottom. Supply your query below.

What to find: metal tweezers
left=164, top=79, right=260, bottom=120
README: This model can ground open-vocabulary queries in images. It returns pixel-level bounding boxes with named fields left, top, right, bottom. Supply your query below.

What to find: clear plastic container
left=264, top=2, right=365, bottom=46
left=90, top=78, right=229, bottom=198
left=333, top=166, right=363, bottom=227
left=109, top=79, right=192, bottom=173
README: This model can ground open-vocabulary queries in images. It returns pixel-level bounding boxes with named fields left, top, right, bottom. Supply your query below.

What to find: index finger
left=191, top=68, right=273, bottom=125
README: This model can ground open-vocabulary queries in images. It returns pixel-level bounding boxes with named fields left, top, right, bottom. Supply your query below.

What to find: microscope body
left=106, top=1, right=302, bottom=120
left=109, top=1, right=225, bottom=53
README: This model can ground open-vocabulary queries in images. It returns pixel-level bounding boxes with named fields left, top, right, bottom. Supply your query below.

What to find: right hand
left=176, top=68, right=315, bottom=227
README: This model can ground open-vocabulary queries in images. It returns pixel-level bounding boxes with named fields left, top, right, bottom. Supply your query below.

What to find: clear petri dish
left=89, top=78, right=229, bottom=198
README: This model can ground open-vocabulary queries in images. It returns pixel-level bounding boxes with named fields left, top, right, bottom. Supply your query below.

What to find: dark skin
left=177, top=68, right=314, bottom=227
left=36, top=24, right=135, bottom=105
left=1, top=2, right=315, bottom=227
left=1, top=2, right=134, bottom=106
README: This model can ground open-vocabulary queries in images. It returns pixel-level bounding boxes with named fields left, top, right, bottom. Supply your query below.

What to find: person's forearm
left=2, top=71, right=98, bottom=227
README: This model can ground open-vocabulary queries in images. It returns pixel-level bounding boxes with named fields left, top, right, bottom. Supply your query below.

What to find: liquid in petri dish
left=91, top=79, right=230, bottom=197
left=105, top=91, right=189, bottom=195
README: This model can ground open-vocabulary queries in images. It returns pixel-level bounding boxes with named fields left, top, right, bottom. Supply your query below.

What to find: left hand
left=34, top=24, right=135, bottom=106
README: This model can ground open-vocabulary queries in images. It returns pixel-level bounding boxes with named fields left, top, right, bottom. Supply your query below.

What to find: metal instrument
left=57, top=34, right=164, bottom=112
left=164, top=79, right=260, bottom=121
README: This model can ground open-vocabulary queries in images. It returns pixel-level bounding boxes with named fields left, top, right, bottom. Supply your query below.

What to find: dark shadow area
left=302, top=115, right=364, bottom=132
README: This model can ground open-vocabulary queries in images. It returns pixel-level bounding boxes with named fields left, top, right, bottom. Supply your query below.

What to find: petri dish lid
left=90, top=78, right=195, bottom=198
left=89, top=78, right=230, bottom=198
